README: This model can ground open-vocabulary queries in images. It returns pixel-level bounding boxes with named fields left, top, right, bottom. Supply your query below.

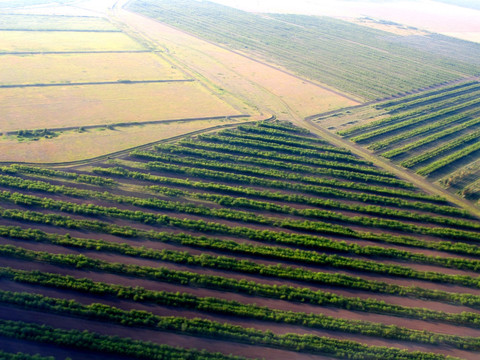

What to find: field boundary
left=0, top=50, right=150, bottom=55
left=0, top=29, right=121, bottom=32
left=0, top=79, right=194, bottom=88
left=0, top=117, right=265, bottom=168
left=1, top=114, right=250, bottom=136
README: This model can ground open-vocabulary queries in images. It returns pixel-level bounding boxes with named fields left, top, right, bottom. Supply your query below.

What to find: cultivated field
left=333, top=80, right=480, bottom=204
left=0, top=14, right=117, bottom=30
left=0, top=82, right=244, bottom=132
left=128, top=0, right=480, bottom=100
left=0, top=9, right=252, bottom=163
left=0, top=30, right=144, bottom=52
left=1, top=121, right=480, bottom=360
left=114, top=7, right=357, bottom=119
left=0, top=52, right=188, bottom=85
left=0, top=118, right=250, bottom=163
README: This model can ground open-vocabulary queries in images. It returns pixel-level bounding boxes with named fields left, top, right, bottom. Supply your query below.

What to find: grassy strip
left=258, top=121, right=310, bottom=134
left=376, top=81, right=479, bottom=109
left=172, top=139, right=394, bottom=176
left=236, top=123, right=326, bottom=143
left=341, top=92, right=480, bottom=137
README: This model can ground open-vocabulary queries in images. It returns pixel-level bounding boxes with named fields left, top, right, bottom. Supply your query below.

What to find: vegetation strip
left=3, top=243, right=480, bottom=308
left=0, top=291, right=469, bottom=358
left=4, top=266, right=480, bottom=329
left=0, top=319, right=252, bottom=360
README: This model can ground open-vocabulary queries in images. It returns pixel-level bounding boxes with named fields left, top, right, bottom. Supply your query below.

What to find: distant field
left=0, top=82, right=243, bottom=132
left=0, top=14, right=117, bottom=30
left=0, top=52, right=188, bottom=85
left=0, top=30, right=144, bottom=52
left=334, top=80, right=480, bottom=203
left=128, top=0, right=480, bottom=100
left=116, top=8, right=357, bottom=120
left=0, top=118, right=251, bottom=163
left=0, top=0, right=74, bottom=8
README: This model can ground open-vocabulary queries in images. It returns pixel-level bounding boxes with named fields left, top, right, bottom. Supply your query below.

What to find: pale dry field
left=350, top=17, right=428, bottom=36
left=0, top=30, right=144, bottom=52
left=0, top=52, right=187, bottom=85
left=0, top=14, right=117, bottom=30
left=0, top=118, right=251, bottom=163
left=0, top=82, right=242, bottom=132
left=116, top=8, right=358, bottom=120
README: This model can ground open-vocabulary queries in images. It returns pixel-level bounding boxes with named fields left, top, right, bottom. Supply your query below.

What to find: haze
left=209, top=0, right=480, bottom=43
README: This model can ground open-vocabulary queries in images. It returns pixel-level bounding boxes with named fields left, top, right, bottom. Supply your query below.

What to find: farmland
left=333, top=80, right=480, bottom=205
left=2, top=0, right=480, bottom=359
left=0, top=6, right=254, bottom=163
left=128, top=0, right=480, bottom=100
left=2, top=121, right=480, bottom=360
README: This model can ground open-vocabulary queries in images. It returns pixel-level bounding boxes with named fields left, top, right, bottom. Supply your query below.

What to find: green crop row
left=0, top=287, right=478, bottom=351
left=5, top=266, right=480, bottom=330
left=4, top=222, right=480, bottom=288
left=369, top=109, right=480, bottom=151
left=350, top=98, right=480, bottom=143
left=0, top=291, right=457, bottom=360
left=2, top=244, right=480, bottom=315
left=402, top=130, right=480, bottom=168
left=144, top=145, right=389, bottom=177
left=381, top=116, right=480, bottom=158
left=196, top=133, right=366, bottom=164
left=0, top=164, right=116, bottom=186
left=0, top=319, right=251, bottom=360
left=416, top=141, right=480, bottom=176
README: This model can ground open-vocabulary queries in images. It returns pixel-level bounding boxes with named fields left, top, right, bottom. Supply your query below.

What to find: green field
left=1, top=121, right=480, bottom=360
left=128, top=0, right=480, bottom=100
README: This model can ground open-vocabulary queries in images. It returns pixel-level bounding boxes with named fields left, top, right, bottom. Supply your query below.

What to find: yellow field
left=0, top=82, right=243, bottom=132
left=116, top=9, right=358, bottom=120
left=0, top=118, right=252, bottom=163
left=0, top=52, right=187, bottom=85
left=0, top=14, right=117, bottom=30
left=0, top=30, right=144, bottom=52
